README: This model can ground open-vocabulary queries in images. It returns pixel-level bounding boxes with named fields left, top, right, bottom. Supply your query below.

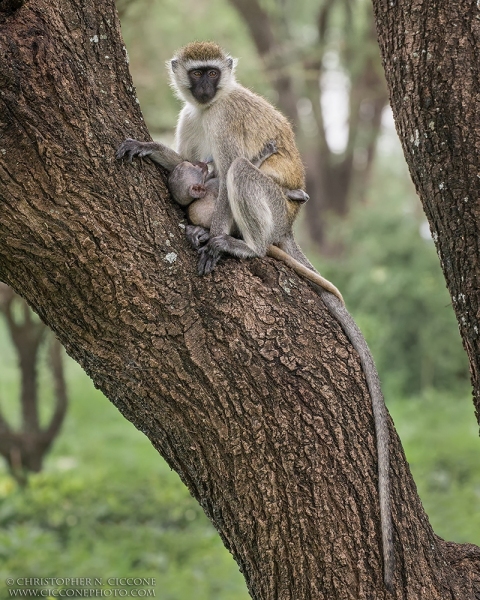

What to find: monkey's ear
left=171, top=59, right=178, bottom=72
left=227, top=57, right=238, bottom=71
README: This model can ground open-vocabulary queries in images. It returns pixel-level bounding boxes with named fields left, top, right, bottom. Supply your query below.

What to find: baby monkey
left=169, top=140, right=308, bottom=222
left=167, top=141, right=344, bottom=304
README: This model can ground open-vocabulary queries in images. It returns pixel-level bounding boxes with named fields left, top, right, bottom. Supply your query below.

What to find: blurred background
left=0, top=0, right=479, bottom=597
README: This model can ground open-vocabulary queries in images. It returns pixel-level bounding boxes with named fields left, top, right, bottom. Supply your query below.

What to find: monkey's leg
left=198, top=157, right=287, bottom=275
left=116, top=139, right=183, bottom=171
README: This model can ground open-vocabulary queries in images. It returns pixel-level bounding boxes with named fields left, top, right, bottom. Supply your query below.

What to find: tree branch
left=371, top=0, right=480, bottom=420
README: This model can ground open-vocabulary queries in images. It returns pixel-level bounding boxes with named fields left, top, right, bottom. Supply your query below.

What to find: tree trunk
left=371, top=1, right=480, bottom=422
left=0, top=1, right=479, bottom=597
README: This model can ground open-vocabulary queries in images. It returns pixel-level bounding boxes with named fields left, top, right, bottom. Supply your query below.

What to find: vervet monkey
left=117, top=140, right=343, bottom=302
left=164, top=145, right=344, bottom=303
left=116, top=41, right=394, bottom=590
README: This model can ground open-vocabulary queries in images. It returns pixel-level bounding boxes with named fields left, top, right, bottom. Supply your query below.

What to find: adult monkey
left=116, top=41, right=394, bottom=590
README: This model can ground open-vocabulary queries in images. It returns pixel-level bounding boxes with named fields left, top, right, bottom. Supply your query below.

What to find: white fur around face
left=166, top=57, right=238, bottom=108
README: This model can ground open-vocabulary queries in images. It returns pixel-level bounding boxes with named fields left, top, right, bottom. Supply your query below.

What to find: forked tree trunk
left=0, top=1, right=479, bottom=598
left=0, top=284, right=68, bottom=481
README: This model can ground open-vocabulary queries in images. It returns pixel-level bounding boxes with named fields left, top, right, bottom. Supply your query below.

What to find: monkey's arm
left=116, top=138, right=184, bottom=171
left=253, top=141, right=309, bottom=203
left=196, top=170, right=238, bottom=275
left=251, top=140, right=277, bottom=167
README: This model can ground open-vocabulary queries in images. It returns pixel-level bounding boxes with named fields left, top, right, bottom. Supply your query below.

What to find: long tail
left=267, top=245, right=344, bottom=304
left=321, top=291, right=394, bottom=591
left=270, top=236, right=394, bottom=590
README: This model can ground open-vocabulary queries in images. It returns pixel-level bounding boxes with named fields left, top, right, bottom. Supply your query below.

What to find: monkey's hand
left=186, top=225, right=210, bottom=250
left=116, top=139, right=183, bottom=171
left=116, top=138, right=156, bottom=162
left=196, top=235, right=230, bottom=275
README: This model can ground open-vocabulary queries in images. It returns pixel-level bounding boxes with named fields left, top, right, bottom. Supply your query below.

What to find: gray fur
left=115, top=138, right=183, bottom=172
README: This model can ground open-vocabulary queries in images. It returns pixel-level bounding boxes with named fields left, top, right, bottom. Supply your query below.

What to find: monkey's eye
left=208, top=70, right=219, bottom=78
left=191, top=70, right=202, bottom=78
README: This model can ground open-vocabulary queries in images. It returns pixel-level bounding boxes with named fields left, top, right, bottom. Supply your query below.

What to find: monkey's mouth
left=196, top=93, right=214, bottom=104
left=189, top=85, right=216, bottom=104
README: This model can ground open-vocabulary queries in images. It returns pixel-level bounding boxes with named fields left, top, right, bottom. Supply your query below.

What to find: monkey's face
left=168, top=161, right=209, bottom=206
left=167, top=43, right=238, bottom=106
left=187, top=68, right=221, bottom=104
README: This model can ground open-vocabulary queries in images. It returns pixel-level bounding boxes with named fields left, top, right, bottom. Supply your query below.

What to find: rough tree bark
left=371, top=2, right=480, bottom=422
left=0, top=1, right=479, bottom=598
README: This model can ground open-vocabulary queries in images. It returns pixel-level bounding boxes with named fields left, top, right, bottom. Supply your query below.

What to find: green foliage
left=310, top=153, right=470, bottom=398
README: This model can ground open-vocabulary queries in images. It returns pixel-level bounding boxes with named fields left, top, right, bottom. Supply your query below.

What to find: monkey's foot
left=116, top=139, right=153, bottom=162
left=186, top=225, right=210, bottom=249
left=287, top=189, right=310, bottom=204
left=189, top=183, right=207, bottom=199
left=196, top=235, right=229, bottom=275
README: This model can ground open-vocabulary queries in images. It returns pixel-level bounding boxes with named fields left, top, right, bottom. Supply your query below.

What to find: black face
left=188, top=67, right=221, bottom=104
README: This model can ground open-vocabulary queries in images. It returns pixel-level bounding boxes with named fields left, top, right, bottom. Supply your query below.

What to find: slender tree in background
left=0, top=1, right=479, bottom=597
left=229, top=0, right=389, bottom=246
left=0, top=284, right=68, bottom=483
